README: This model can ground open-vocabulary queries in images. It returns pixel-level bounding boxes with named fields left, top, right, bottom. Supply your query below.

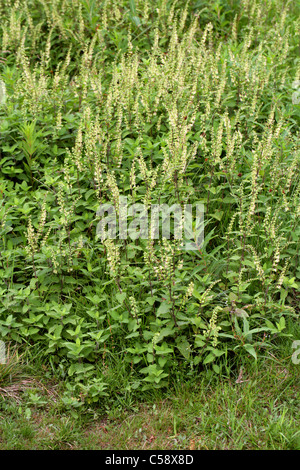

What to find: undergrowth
left=0, top=0, right=299, bottom=407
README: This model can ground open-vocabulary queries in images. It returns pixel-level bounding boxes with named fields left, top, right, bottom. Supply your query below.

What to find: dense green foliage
left=0, top=0, right=299, bottom=405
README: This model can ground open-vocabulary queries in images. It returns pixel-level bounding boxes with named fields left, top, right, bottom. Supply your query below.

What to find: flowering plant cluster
left=0, top=0, right=299, bottom=400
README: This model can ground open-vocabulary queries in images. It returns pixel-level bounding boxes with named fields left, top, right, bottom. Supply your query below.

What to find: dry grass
left=0, top=344, right=60, bottom=404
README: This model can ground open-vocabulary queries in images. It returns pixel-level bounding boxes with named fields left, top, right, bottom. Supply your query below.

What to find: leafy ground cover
left=0, top=0, right=299, bottom=449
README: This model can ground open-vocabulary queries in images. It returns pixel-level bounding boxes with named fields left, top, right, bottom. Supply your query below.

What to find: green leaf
left=229, top=292, right=238, bottom=302
left=234, top=308, right=248, bottom=318
left=210, top=210, right=224, bottom=221
left=125, top=331, right=139, bottom=339
left=192, top=289, right=203, bottom=301
left=194, top=335, right=206, bottom=347
left=154, top=327, right=175, bottom=343
left=276, top=316, right=286, bottom=332
left=243, top=343, right=257, bottom=360
left=116, top=292, right=126, bottom=304
left=176, top=339, right=191, bottom=360
left=203, top=352, right=215, bottom=364
left=154, top=342, right=173, bottom=355
left=157, top=302, right=170, bottom=315
left=145, top=296, right=156, bottom=306
left=87, top=262, right=92, bottom=272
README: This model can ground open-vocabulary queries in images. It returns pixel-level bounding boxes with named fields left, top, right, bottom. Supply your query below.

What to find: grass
left=0, top=332, right=299, bottom=450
